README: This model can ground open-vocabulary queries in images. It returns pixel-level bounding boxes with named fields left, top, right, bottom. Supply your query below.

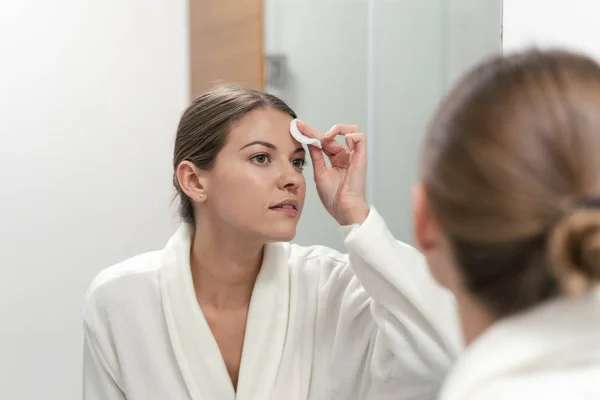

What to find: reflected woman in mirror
left=82, top=83, right=461, bottom=399
left=413, top=49, right=600, bottom=400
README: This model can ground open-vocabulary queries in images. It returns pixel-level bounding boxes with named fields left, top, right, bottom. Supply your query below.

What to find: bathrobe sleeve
left=325, top=206, right=463, bottom=399
left=82, top=293, right=127, bottom=400
left=83, top=325, right=126, bottom=399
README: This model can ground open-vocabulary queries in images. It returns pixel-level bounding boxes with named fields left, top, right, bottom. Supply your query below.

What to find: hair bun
left=549, top=202, right=600, bottom=295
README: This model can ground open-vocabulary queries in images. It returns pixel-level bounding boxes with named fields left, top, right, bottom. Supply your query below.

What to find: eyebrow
left=240, top=140, right=305, bottom=154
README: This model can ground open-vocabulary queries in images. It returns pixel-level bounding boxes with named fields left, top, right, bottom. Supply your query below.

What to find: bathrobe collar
left=159, top=224, right=290, bottom=400
left=439, top=288, right=600, bottom=399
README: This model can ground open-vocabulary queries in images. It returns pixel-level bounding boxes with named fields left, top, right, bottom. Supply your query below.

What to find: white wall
left=503, top=0, right=600, bottom=56
left=0, top=1, right=188, bottom=398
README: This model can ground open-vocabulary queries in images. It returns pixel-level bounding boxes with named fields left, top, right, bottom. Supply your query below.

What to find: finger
left=345, top=133, right=367, bottom=167
left=307, top=144, right=327, bottom=178
left=345, top=135, right=355, bottom=153
left=295, top=120, right=326, bottom=140
left=322, top=124, right=360, bottom=155
left=296, top=120, right=347, bottom=156
left=321, top=138, right=347, bottom=158
left=325, top=124, right=360, bottom=139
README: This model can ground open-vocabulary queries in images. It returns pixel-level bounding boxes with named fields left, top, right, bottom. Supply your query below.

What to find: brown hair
left=422, top=49, right=600, bottom=317
left=173, top=83, right=296, bottom=224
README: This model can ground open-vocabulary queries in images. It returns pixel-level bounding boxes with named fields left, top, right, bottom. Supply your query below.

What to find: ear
left=176, top=161, right=208, bottom=203
left=412, top=183, right=440, bottom=254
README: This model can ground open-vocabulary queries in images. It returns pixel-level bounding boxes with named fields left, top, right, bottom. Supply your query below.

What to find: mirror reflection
left=5, top=2, right=598, bottom=400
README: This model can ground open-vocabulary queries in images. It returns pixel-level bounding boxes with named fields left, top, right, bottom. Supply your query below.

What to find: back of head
left=422, top=49, right=600, bottom=317
left=172, top=83, right=296, bottom=224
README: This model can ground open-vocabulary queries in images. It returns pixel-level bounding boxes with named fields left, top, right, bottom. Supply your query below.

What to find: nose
left=277, top=162, right=304, bottom=191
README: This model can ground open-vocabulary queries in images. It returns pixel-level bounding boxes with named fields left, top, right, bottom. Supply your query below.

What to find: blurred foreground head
left=415, top=49, right=600, bottom=319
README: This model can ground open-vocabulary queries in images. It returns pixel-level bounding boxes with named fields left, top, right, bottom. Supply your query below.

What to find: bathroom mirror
left=0, top=1, right=502, bottom=398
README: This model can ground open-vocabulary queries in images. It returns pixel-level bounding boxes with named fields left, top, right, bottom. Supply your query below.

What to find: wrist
left=336, top=203, right=370, bottom=226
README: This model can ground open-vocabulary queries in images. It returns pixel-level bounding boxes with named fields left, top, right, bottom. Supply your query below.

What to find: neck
left=455, top=291, right=496, bottom=346
left=189, top=220, right=264, bottom=310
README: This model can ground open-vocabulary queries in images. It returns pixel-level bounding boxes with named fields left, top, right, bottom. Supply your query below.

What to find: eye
left=292, top=158, right=306, bottom=170
left=250, top=153, right=270, bottom=164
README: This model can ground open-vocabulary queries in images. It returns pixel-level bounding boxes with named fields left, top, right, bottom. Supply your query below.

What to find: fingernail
left=324, top=131, right=330, bottom=138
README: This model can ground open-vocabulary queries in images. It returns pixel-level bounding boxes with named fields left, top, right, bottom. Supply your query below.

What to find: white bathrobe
left=83, top=208, right=462, bottom=399
left=438, top=288, right=600, bottom=400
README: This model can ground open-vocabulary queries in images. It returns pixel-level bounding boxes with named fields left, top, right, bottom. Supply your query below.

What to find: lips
left=271, top=204, right=297, bottom=210
left=270, top=200, right=300, bottom=216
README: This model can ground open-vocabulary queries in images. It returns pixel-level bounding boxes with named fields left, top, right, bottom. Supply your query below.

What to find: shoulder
left=442, top=364, right=594, bottom=400
left=288, top=242, right=348, bottom=270
left=83, top=251, right=163, bottom=325
left=460, top=378, right=575, bottom=400
left=285, top=243, right=359, bottom=288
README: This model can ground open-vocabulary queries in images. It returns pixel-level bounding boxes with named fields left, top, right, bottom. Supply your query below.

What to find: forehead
left=226, top=108, right=299, bottom=147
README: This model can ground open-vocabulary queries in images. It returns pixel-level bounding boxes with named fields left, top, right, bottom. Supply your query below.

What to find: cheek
left=298, top=175, right=307, bottom=202
left=425, top=252, right=448, bottom=286
left=425, top=244, right=463, bottom=293
left=209, top=166, right=273, bottom=215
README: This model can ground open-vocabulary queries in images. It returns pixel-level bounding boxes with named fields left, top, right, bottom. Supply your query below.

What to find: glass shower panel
left=374, top=0, right=502, bottom=244
left=373, top=0, right=446, bottom=243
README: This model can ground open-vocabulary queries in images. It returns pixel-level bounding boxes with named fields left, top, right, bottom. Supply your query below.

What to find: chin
left=262, top=224, right=297, bottom=243
left=267, top=230, right=296, bottom=243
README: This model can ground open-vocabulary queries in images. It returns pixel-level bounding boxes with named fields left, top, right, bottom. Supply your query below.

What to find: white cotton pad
left=290, top=119, right=322, bottom=148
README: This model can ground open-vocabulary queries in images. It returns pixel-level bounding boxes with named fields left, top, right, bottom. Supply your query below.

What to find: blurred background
left=0, top=0, right=598, bottom=398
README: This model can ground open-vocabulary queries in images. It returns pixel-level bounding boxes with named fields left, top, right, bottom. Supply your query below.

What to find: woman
left=412, top=49, right=600, bottom=400
left=82, top=84, right=462, bottom=399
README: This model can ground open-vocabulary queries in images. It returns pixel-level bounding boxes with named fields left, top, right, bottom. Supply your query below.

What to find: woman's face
left=202, top=107, right=306, bottom=242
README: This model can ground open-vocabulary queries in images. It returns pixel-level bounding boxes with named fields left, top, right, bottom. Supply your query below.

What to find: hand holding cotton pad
left=290, top=119, right=322, bottom=149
